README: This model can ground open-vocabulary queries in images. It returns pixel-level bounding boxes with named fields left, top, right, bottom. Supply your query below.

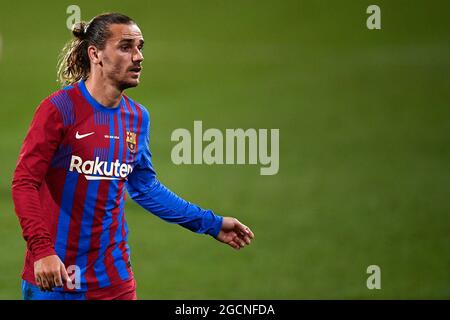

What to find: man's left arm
left=125, top=107, right=254, bottom=249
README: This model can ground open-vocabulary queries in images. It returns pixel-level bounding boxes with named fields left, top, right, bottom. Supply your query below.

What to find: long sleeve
left=12, top=99, right=64, bottom=261
left=126, top=108, right=223, bottom=238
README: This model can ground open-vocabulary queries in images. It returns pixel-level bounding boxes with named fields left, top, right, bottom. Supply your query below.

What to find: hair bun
left=72, top=21, right=87, bottom=39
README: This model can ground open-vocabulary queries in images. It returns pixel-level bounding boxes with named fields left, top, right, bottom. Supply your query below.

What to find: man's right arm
left=11, top=99, right=64, bottom=263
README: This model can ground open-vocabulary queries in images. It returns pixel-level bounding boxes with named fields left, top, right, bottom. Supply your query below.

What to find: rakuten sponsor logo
left=69, top=155, right=133, bottom=180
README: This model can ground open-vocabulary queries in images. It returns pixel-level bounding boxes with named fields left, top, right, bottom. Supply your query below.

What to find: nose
left=132, top=47, right=144, bottom=63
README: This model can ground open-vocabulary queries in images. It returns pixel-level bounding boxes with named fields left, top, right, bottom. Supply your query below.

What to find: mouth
left=129, top=66, right=142, bottom=73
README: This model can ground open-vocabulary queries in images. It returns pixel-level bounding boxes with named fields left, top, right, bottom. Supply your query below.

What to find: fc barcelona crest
left=126, top=131, right=137, bottom=153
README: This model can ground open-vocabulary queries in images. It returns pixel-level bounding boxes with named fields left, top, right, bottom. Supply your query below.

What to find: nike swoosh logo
left=75, top=131, right=95, bottom=139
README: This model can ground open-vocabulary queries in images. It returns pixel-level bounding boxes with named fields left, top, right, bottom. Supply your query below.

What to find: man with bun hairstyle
left=12, top=12, right=254, bottom=300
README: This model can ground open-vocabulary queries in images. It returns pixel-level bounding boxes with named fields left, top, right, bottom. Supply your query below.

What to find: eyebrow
left=118, top=38, right=144, bottom=45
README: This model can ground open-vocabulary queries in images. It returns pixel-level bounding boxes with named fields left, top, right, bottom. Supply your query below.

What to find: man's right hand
left=34, top=255, right=70, bottom=291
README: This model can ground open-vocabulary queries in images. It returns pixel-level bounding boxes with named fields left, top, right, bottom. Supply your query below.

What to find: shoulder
left=26, top=86, right=76, bottom=130
left=123, top=95, right=150, bottom=124
left=40, top=86, right=76, bottom=126
left=38, top=86, right=74, bottom=118
left=43, top=85, right=76, bottom=107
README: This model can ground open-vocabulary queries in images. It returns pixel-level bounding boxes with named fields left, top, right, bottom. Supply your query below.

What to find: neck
left=84, top=74, right=123, bottom=108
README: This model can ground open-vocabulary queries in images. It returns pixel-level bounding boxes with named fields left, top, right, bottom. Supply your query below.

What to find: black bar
left=0, top=300, right=448, bottom=319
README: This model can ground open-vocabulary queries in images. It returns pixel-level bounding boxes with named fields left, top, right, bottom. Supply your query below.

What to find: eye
left=120, top=45, right=131, bottom=52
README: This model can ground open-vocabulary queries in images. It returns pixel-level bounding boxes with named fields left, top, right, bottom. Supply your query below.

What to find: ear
left=87, top=45, right=103, bottom=66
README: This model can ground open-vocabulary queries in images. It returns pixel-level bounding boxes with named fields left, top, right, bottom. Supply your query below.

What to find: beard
left=117, top=77, right=140, bottom=91
left=104, top=57, right=141, bottom=91
left=106, top=69, right=141, bottom=91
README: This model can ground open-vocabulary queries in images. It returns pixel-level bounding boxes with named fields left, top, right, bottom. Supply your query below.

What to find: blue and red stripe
left=54, top=171, right=79, bottom=263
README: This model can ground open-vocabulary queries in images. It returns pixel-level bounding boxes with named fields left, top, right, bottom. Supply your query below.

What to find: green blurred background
left=0, top=0, right=448, bottom=299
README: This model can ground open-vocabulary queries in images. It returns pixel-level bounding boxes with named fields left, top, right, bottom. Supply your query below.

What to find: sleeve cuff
left=31, top=244, right=56, bottom=261
left=207, top=214, right=223, bottom=238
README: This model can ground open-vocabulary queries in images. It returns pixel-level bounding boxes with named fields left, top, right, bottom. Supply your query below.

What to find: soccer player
left=12, top=12, right=254, bottom=300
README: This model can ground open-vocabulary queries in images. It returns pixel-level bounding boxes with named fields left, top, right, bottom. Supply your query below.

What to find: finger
left=244, top=226, right=254, bottom=239
left=235, top=221, right=254, bottom=239
left=47, top=274, right=56, bottom=291
left=39, top=275, right=47, bottom=291
left=234, top=236, right=246, bottom=248
left=60, top=262, right=71, bottom=287
left=242, top=235, right=251, bottom=245
left=235, top=231, right=251, bottom=245
left=35, top=275, right=43, bottom=291
left=233, top=232, right=250, bottom=244
left=54, top=272, right=63, bottom=288
left=41, top=277, right=49, bottom=291
left=228, top=241, right=241, bottom=250
left=46, top=272, right=56, bottom=290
